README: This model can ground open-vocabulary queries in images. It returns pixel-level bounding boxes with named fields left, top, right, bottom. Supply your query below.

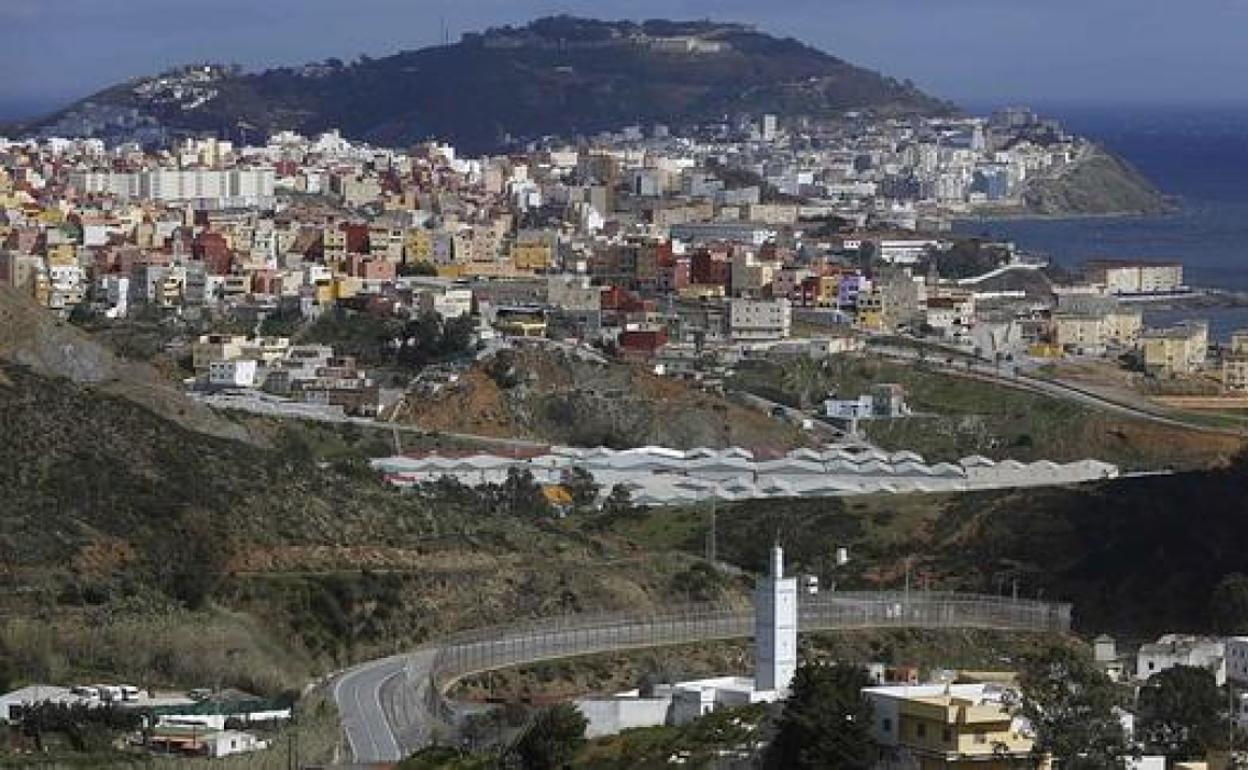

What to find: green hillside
left=613, top=462, right=1248, bottom=639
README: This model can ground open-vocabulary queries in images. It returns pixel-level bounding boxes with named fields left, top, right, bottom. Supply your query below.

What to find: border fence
left=410, top=591, right=1071, bottom=734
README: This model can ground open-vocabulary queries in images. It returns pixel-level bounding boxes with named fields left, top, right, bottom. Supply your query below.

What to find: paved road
left=332, top=656, right=407, bottom=764
left=193, top=390, right=551, bottom=451
left=332, top=593, right=1069, bottom=763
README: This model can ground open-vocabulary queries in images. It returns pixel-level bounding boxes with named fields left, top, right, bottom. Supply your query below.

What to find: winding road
left=331, top=592, right=1070, bottom=764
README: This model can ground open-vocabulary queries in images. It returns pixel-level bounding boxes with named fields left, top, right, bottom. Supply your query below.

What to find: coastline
left=953, top=199, right=1182, bottom=224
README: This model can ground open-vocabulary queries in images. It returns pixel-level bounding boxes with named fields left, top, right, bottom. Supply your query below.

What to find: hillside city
left=0, top=109, right=1230, bottom=412
left=4, top=31, right=1248, bottom=770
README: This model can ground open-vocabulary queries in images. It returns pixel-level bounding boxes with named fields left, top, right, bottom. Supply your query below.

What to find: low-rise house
left=1225, top=637, right=1248, bottom=685
left=208, top=359, right=259, bottom=389
left=1136, top=634, right=1225, bottom=684
left=292, top=356, right=379, bottom=417
left=147, top=725, right=268, bottom=758
left=864, top=683, right=1044, bottom=769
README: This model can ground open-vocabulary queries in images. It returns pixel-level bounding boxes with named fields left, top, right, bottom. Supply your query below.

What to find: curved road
left=332, top=593, right=1070, bottom=763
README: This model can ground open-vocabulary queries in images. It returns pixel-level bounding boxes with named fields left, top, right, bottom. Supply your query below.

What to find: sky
left=3, top=0, right=1248, bottom=120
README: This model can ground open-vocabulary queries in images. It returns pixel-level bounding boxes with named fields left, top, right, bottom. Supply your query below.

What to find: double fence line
left=410, top=591, right=1071, bottom=728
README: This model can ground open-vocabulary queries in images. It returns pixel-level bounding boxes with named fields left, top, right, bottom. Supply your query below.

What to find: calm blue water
left=954, top=103, right=1248, bottom=339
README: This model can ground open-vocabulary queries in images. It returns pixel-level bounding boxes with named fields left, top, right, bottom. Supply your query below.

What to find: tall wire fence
left=411, top=591, right=1071, bottom=730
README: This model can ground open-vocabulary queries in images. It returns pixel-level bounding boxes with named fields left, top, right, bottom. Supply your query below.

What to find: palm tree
left=782, top=355, right=825, bottom=411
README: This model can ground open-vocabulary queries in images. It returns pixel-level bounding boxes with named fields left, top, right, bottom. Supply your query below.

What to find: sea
left=952, top=103, right=1248, bottom=340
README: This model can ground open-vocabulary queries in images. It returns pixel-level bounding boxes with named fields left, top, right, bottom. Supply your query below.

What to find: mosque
left=574, top=544, right=797, bottom=737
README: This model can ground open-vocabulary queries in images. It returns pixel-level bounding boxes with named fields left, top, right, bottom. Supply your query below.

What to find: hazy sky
left=4, top=0, right=1248, bottom=119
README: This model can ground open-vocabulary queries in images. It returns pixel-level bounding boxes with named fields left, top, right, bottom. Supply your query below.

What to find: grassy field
left=729, top=355, right=1243, bottom=470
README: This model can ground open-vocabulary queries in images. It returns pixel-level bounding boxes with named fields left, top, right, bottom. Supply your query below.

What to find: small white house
left=825, top=395, right=874, bottom=420
left=208, top=359, right=259, bottom=389
left=1136, top=635, right=1226, bottom=685
left=202, top=730, right=268, bottom=758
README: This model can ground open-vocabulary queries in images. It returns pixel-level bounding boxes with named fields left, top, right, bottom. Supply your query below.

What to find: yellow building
left=867, top=684, right=1044, bottom=770
left=855, top=287, right=886, bottom=332
left=1221, top=330, right=1248, bottom=391
left=898, top=694, right=1038, bottom=770
left=510, top=239, right=554, bottom=272
left=1142, top=321, right=1209, bottom=376
left=494, top=313, right=547, bottom=338
left=1231, top=330, right=1248, bottom=356
left=808, top=275, right=841, bottom=307
left=1224, top=358, right=1248, bottom=392
left=404, top=228, right=434, bottom=265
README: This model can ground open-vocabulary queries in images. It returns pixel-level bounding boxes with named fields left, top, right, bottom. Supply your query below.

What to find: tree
left=601, top=484, right=635, bottom=518
left=1138, top=665, right=1225, bottom=759
left=492, top=468, right=552, bottom=519
left=512, top=703, right=587, bottom=770
left=1014, top=645, right=1130, bottom=770
left=560, top=467, right=599, bottom=510
left=781, top=355, right=825, bottom=411
left=1211, top=573, right=1248, bottom=634
left=398, top=260, right=439, bottom=277
left=764, top=661, right=874, bottom=770
left=144, top=508, right=237, bottom=609
left=441, top=314, right=476, bottom=357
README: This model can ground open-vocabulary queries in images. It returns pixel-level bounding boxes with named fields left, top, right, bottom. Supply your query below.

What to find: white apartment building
left=877, top=239, right=941, bottom=266
left=69, top=167, right=275, bottom=208
left=1085, top=260, right=1185, bottom=296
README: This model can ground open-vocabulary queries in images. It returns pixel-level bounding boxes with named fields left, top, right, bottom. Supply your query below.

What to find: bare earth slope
left=403, top=347, right=808, bottom=451
left=0, top=285, right=248, bottom=442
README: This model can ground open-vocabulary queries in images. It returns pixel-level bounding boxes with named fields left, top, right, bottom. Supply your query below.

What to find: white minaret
left=754, top=543, right=798, bottom=694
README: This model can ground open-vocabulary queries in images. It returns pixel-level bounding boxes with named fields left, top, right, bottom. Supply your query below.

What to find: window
left=916, top=723, right=926, bottom=739
left=943, top=728, right=952, bottom=743
left=975, top=732, right=988, bottom=744
left=882, top=718, right=892, bottom=733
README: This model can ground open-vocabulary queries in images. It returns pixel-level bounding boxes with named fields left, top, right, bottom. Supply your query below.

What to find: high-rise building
left=761, top=114, right=778, bottom=142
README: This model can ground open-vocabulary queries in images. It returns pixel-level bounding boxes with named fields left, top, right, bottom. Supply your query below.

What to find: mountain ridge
left=13, top=16, right=955, bottom=152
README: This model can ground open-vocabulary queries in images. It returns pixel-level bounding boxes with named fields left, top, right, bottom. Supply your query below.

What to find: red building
left=618, top=327, right=668, bottom=358
left=658, top=256, right=691, bottom=294
left=348, top=254, right=396, bottom=281
left=341, top=223, right=370, bottom=254
left=252, top=270, right=283, bottom=296
left=690, top=248, right=731, bottom=289
left=193, top=232, right=233, bottom=275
